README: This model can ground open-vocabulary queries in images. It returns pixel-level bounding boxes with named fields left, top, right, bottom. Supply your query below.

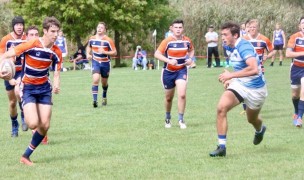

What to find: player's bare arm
left=52, top=71, right=60, bottom=94
left=286, top=48, right=304, bottom=58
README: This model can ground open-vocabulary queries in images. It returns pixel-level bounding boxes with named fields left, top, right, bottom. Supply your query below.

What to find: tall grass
left=0, top=59, right=303, bottom=179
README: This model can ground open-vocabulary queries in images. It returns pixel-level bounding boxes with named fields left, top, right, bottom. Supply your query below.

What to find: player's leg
left=162, top=69, right=175, bottom=128
left=20, top=102, right=39, bottom=166
left=214, top=47, right=221, bottom=67
left=175, top=68, right=188, bottom=129
left=100, top=62, right=110, bottom=106
left=278, top=48, right=283, bottom=66
left=210, top=90, right=240, bottom=157
left=270, top=49, right=277, bottom=66
left=246, top=107, right=266, bottom=145
left=295, top=78, right=304, bottom=127
left=91, top=60, right=101, bottom=108
left=14, top=77, right=27, bottom=131
left=290, top=66, right=301, bottom=126
left=6, top=84, right=19, bottom=137
left=175, top=79, right=187, bottom=129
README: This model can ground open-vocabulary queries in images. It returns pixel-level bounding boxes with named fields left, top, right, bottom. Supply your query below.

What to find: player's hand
left=8, top=79, right=16, bottom=86
left=185, top=58, right=193, bottom=66
left=98, top=48, right=105, bottom=54
left=87, top=54, right=92, bottom=60
left=167, top=59, right=177, bottom=65
left=53, top=86, right=60, bottom=94
left=223, top=80, right=231, bottom=89
left=0, top=70, right=11, bottom=80
left=218, top=69, right=232, bottom=83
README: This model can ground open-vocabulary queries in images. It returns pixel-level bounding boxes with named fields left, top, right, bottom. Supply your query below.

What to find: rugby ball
left=0, top=59, right=15, bottom=80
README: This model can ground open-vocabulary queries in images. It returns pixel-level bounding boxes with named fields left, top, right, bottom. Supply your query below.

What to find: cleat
left=11, top=121, right=19, bottom=137
left=42, top=135, right=48, bottom=145
left=296, top=117, right=303, bottom=128
left=165, top=119, right=171, bottom=128
left=178, top=120, right=187, bottom=129
left=102, top=98, right=107, bottom=106
left=253, top=125, right=266, bottom=145
left=210, top=146, right=226, bottom=157
left=93, top=101, right=98, bottom=108
left=240, top=110, right=246, bottom=115
left=293, top=114, right=298, bottom=126
left=22, top=123, right=28, bottom=131
left=20, top=156, right=33, bottom=166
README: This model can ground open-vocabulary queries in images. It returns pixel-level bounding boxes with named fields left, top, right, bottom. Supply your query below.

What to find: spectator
left=205, top=25, right=221, bottom=68
left=70, top=47, right=90, bottom=70
left=55, top=30, right=68, bottom=71
left=132, top=45, right=147, bottom=70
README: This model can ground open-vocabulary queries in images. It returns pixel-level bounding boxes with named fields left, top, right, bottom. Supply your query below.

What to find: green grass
left=0, top=59, right=303, bottom=179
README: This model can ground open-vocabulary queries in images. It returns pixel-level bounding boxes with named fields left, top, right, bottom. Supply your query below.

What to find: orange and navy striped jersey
left=88, top=35, right=116, bottom=62
left=243, top=33, right=273, bottom=60
left=0, top=32, right=27, bottom=72
left=157, top=35, right=194, bottom=71
left=287, top=31, right=304, bottom=67
left=14, top=38, right=62, bottom=85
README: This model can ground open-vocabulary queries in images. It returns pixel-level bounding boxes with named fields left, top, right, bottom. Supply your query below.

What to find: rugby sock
left=19, top=102, right=25, bottom=123
left=11, top=115, right=18, bottom=127
left=178, top=113, right=184, bottom=121
left=165, top=112, right=171, bottom=120
left=297, top=100, right=304, bottom=119
left=292, top=98, right=299, bottom=115
left=23, top=131, right=45, bottom=158
left=242, top=103, right=246, bottom=110
left=226, top=58, right=229, bottom=65
left=218, top=135, right=226, bottom=149
left=102, top=85, right=108, bottom=98
left=92, top=85, right=98, bottom=101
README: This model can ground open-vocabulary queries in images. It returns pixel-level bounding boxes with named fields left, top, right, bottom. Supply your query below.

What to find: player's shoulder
left=290, top=31, right=302, bottom=39
left=259, top=34, right=270, bottom=41
left=0, top=33, right=13, bottom=42
left=182, top=35, right=192, bottom=41
left=52, top=44, right=62, bottom=54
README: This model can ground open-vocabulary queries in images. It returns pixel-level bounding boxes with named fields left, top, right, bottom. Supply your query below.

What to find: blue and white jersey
left=225, top=38, right=265, bottom=88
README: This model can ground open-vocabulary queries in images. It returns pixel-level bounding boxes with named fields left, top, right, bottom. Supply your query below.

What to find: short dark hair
left=221, top=22, right=240, bottom=38
left=26, top=25, right=39, bottom=36
left=43, top=16, right=60, bottom=31
left=172, top=19, right=184, bottom=26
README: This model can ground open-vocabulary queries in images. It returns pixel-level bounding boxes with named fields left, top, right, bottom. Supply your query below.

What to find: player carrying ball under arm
left=154, top=19, right=194, bottom=129
left=210, top=22, right=267, bottom=157
left=0, top=16, right=62, bottom=166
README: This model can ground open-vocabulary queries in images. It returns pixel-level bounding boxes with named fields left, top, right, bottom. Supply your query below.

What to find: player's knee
left=217, top=104, right=228, bottom=116
left=9, top=100, right=17, bottom=108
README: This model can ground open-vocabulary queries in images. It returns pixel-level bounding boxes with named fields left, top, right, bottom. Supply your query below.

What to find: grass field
left=0, top=59, right=304, bottom=179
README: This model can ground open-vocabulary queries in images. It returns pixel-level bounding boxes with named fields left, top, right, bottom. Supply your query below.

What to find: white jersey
left=205, top=31, right=218, bottom=47
left=225, top=38, right=265, bottom=88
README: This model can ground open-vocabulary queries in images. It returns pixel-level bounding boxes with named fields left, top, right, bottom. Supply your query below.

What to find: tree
left=10, top=0, right=175, bottom=67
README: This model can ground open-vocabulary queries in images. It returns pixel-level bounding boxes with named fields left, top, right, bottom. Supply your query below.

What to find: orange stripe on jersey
left=243, top=34, right=273, bottom=57
left=14, top=38, right=62, bottom=85
left=89, top=35, right=116, bottom=62
left=22, top=75, right=49, bottom=85
left=157, top=35, right=194, bottom=72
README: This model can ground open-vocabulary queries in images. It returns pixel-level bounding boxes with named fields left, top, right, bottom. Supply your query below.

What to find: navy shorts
left=20, top=82, right=53, bottom=106
left=4, top=71, right=22, bottom=91
left=274, top=44, right=283, bottom=50
left=92, top=60, right=110, bottom=78
left=290, top=65, right=304, bottom=85
left=161, top=67, right=188, bottom=89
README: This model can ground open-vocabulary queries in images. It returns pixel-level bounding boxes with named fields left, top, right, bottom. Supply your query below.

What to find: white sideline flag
left=152, top=29, right=157, bottom=37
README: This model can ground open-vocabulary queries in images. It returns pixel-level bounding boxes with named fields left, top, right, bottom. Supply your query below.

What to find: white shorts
left=228, top=80, right=268, bottom=110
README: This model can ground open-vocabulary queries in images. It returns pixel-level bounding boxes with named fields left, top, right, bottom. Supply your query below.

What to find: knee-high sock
left=23, top=131, right=45, bottom=158
left=92, top=85, right=98, bottom=101
left=102, top=85, right=108, bottom=98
